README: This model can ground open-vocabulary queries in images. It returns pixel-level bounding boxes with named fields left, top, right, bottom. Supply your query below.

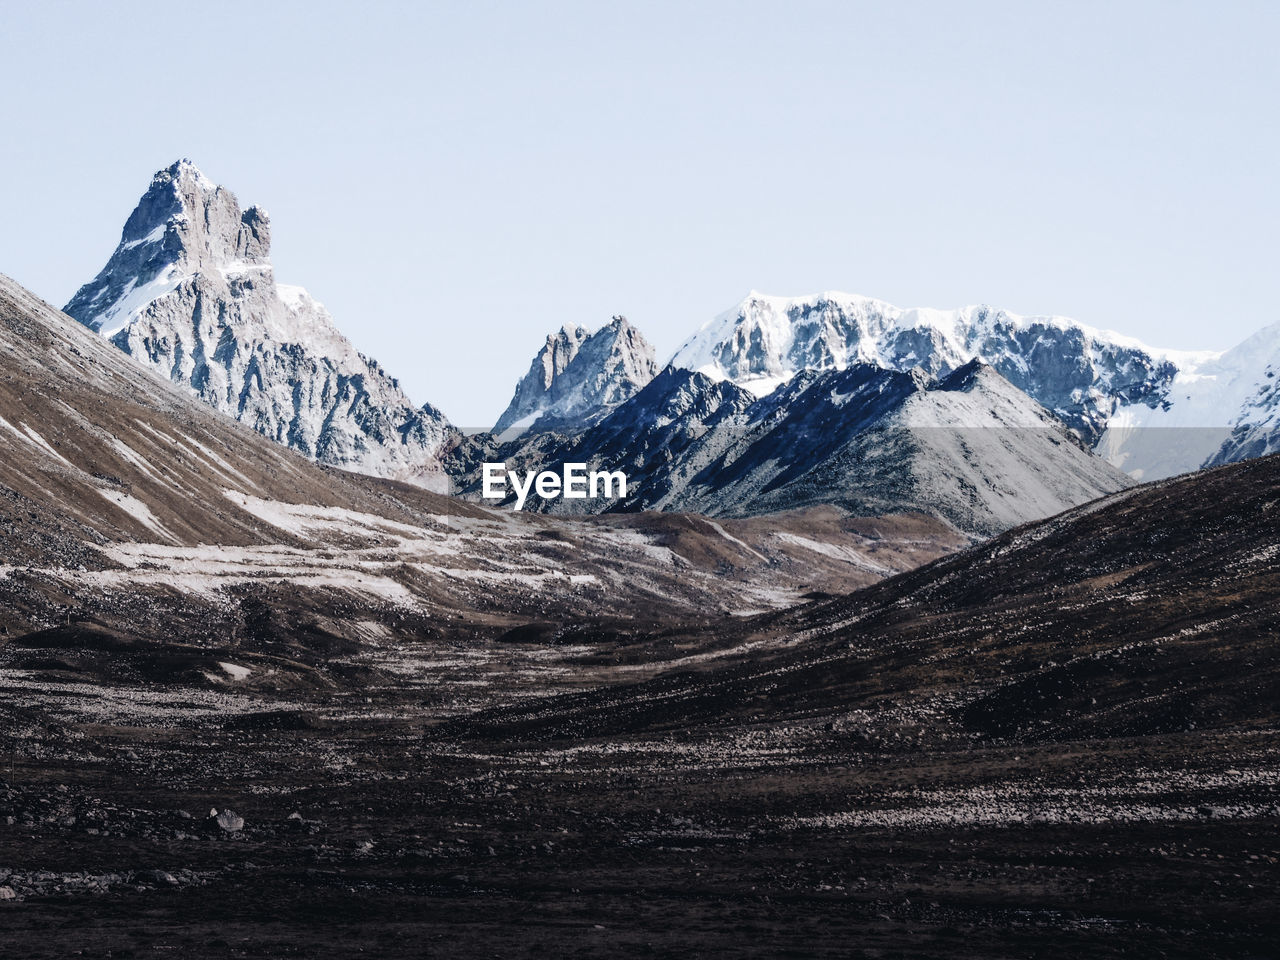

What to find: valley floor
left=1, top=629, right=1277, bottom=960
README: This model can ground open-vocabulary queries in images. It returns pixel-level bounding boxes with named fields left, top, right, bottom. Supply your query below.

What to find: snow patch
left=95, top=489, right=178, bottom=542
left=217, top=661, right=251, bottom=680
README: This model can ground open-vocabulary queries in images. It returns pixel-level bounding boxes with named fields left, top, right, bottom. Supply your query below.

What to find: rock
left=216, top=809, right=245, bottom=832
left=0, top=886, right=15, bottom=901
left=493, top=316, right=658, bottom=437
left=64, top=160, right=451, bottom=489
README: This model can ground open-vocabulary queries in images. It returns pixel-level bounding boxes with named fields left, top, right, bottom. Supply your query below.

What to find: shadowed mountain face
left=63, top=160, right=452, bottom=488
left=453, top=360, right=1133, bottom=536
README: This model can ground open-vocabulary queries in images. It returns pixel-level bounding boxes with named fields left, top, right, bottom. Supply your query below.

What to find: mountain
left=455, top=359, right=1132, bottom=536
left=460, top=367, right=758, bottom=511
left=492, top=315, right=658, bottom=437
left=63, top=160, right=452, bottom=489
left=1097, top=322, right=1280, bottom=478
left=666, top=290, right=1280, bottom=482
left=669, top=290, right=1192, bottom=446
left=665, top=360, right=1133, bottom=533
left=0, top=269, right=963, bottom=639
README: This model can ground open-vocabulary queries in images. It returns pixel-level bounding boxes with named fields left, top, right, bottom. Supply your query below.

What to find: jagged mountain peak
left=125, top=159, right=267, bottom=269
left=492, top=314, right=659, bottom=437
left=63, top=161, right=451, bottom=488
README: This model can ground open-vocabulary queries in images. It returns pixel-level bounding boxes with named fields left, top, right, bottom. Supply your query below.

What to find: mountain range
left=59, top=160, right=1280, bottom=536
left=668, top=289, right=1280, bottom=480
left=0, top=268, right=966, bottom=640
left=3, top=160, right=1279, bottom=957
left=455, top=360, right=1132, bottom=536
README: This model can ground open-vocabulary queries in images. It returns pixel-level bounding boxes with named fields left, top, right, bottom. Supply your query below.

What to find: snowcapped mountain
left=61, top=160, right=1279, bottom=493
left=457, top=359, right=1131, bottom=536
left=492, top=315, right=658, bottom=437
left=64, top=160, right=451, bottom=488
left=1096, top=322, right=1280, bottom=478
left=669, top=291, right=1190, bottom=446
left=677, top=360, right=1130, bottom=534
left=1209, top=333, right=1280, bottom=467
left=666, top=289, right=1280, bottom=481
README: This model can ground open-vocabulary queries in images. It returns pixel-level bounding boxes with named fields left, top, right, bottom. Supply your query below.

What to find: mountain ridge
left=454, top=358, right=1132, bottom=536
left=665, top=289, right=1280, bottom=480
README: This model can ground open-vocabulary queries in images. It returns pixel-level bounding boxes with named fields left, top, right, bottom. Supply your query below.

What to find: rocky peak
left=129, top=160, right=268, bottom=265
left=536, top=325, right=591, bottom=389
left=492, top=315, right=659, bottom=437
left=63, top=160, right=451, bottom=488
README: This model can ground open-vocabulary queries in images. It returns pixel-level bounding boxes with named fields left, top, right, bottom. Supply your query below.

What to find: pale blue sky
left=2, top=0, right=1276, bottom=425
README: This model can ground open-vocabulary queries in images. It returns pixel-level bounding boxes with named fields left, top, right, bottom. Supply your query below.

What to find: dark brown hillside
left=436, top=453, right=1280, bottom=744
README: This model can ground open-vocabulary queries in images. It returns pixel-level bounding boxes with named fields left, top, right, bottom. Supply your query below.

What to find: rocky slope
left=492, top=315, right=658, bottom=437
left=453, top=360, right=1132, bottom=536
left=63, top=160, right=452, bottom=488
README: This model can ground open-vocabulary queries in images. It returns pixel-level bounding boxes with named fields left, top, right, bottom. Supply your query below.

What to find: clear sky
left=2, top=0, right=1276, bottom=425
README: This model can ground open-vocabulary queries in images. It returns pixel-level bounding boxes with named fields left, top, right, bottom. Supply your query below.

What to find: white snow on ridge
left=93, top=267, right=184, bottom=337
left=119, top=223, right=168, bottom=251
left=1097, top=321, right=1280, bottom=478
left=668, top=290, right=1190, bottom=385
left=275, top=284, right=316, bottom=310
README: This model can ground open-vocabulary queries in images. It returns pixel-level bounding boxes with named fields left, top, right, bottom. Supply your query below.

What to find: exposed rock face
left=64, top=160, right=451, bottom=488
left=669, top=291, right=1183, bottom=446
left=665, top=360, right=1132, bottom=535
left=455, top=360, right=1132, bottom=536
left=492, top=316, right=658, bottom=437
